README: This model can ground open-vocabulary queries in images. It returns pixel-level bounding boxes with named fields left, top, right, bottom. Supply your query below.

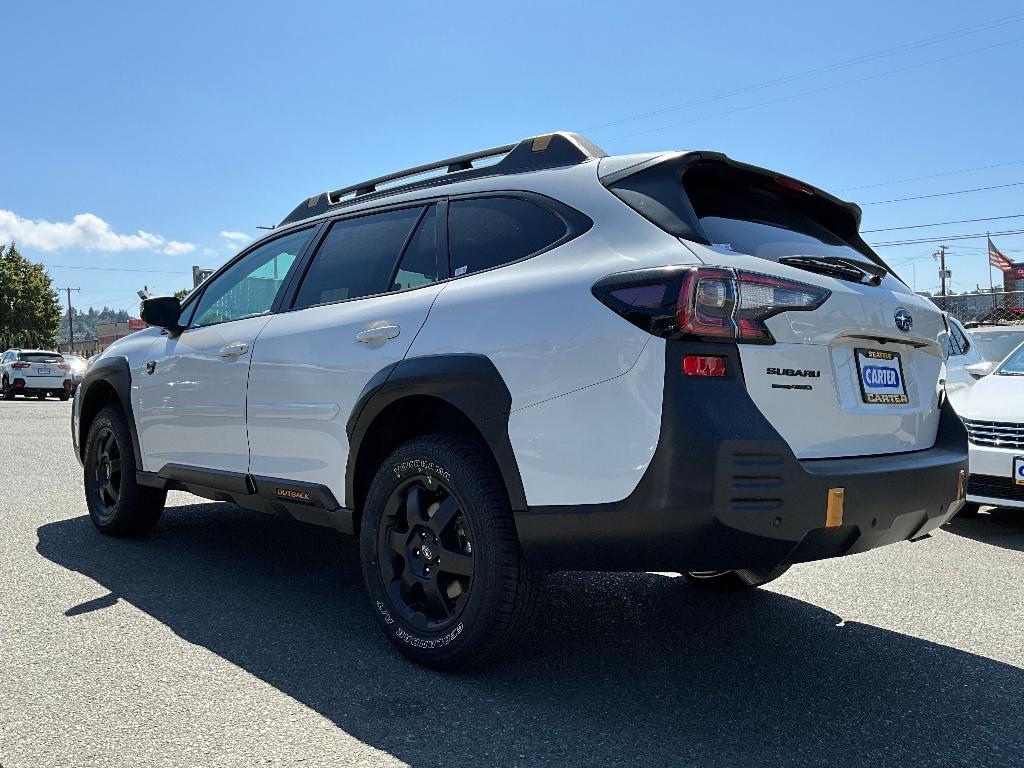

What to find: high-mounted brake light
left=774, top=176, right=814, bottom=195
left=592, top=266, right=830, bottom=344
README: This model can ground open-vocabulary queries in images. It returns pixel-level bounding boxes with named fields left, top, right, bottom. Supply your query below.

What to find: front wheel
left=359, top=435, right=540, bottom=669
left=684, top=565, right=791, bottom=589
left=83, top=405, right=166, bottom=536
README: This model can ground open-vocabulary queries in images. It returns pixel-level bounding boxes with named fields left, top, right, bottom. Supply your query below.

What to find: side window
left=951, top=323, right=970, bottom=355
left=390, top=205, right=441, bottom=291
left=293, top=206, right=423, bottom=309
left=449, top=197, right=567, bottom=276
left=192, top=228, right=313, bottom=328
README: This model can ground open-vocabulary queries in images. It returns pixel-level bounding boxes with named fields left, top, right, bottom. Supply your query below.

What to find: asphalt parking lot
left=2, top=399, right=1023, bottom=768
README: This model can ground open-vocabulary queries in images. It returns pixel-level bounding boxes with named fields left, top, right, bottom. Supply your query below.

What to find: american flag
left=989, top=237, right=1013, bottom=272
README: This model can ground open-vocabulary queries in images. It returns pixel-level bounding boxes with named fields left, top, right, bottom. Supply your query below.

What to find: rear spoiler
left=600, top=151, right=904, bottom=286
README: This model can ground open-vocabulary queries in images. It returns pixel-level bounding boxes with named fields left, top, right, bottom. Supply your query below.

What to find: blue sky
left=3, top=0, right=1023, bottom=312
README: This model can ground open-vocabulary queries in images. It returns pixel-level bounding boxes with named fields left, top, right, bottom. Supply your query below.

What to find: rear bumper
left=516, top=341, right=967, bottom=572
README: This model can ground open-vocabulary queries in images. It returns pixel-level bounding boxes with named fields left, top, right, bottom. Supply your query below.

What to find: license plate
left=37, top=367, right=50, bottom=375
left=855, top=348, right=908, bottom=405
left=1014, top=456, right=1024, bottom=486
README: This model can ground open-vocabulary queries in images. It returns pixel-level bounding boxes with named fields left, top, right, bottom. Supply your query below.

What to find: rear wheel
left=84, top=405, right=166, bottom=536
left=684, top=565, right=791, bottom=589
left=58, top=391, right=70, bottom=401
left=360, top=435, right=540, bottom=669
left=1, top=376, right=13, bottom=400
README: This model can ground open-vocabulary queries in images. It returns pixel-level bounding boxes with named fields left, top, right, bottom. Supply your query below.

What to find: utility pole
left=58, top=287, right=81, bottom=352
left=937, top=245, right=948, bottom=298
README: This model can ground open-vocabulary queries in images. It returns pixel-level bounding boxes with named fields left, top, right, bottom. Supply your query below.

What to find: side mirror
left=140, top=296, right=184, bottom=335
left=966, top=361, right=997, bottom=380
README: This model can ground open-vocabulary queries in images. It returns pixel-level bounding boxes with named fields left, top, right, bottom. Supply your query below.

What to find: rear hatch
left=17, top=353, right=68, bottom=388
left=602, top=153, right=946, bottom=459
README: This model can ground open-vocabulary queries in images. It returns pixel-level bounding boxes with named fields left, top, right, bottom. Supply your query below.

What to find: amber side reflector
left=825, top=488, right=845, bottom=528
left=957, top=470, right=966, bottom=500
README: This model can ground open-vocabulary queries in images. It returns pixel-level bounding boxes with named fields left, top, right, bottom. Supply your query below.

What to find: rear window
left=19, top=353, right=63, bottom=363
left=683, top=164, right=868, bottom=264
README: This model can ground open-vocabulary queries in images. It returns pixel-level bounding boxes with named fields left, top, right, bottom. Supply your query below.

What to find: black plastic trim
left=74, top=356, right=141, bottom=467
left=345, top=354, right=526, bottom=512
left=516, top=340, right=968, bottom=572
left=139, top=465, right=354, bottom=534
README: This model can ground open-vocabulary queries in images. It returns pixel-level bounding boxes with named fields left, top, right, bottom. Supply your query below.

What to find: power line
left=583, top=12, right=1024, bottom=133
left=862, top=213, right=1024, bottom=233
left=837, top=159, right=1024, bottom=191
left=42, top=264, right=190, bottom=275
left=600, top=35, right=1024, bottom=144
left=861, top=180, right=1024, bottom=205
left=869, top=227, right=1024, bottom=248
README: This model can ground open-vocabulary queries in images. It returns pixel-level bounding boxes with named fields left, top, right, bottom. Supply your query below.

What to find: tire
left=957, top=502, right=981, bottom=518
left=359, top=434, right=540, bottom=669
left=684, top=564, right=791, bottom=590
left=58, top=390, right=70, bottom=402
left=1, top=377, right=13, bottom=400
left=83, top=405, right=166, bottom=536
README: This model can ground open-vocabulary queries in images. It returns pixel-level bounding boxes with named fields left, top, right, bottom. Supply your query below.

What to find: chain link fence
left=928, top=291, right=1024, bottom=326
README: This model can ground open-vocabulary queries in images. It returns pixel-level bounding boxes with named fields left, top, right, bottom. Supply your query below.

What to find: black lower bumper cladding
left=516, top=341, right=967, bottom=572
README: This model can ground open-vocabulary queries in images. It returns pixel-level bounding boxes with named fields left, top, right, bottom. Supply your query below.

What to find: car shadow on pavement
left=945, top=508, right=1024, bottom=552
left=38, top=503, right=1024, bottom=768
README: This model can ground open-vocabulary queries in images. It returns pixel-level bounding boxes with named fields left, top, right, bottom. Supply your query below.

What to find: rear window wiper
left=778, top=255, right=887, bottom=286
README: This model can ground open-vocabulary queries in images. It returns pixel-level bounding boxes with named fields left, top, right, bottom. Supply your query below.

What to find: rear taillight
left=11, top=362, right=30, bottom=369
left=592, top=266, right=830, bottom=344
left=58, top=363, right=71, bottom=370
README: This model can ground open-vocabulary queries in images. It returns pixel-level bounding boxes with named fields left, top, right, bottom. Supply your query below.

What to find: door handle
left=218, top=342, right=249, bottom=358
left=355, top=325, right=401, bottom=344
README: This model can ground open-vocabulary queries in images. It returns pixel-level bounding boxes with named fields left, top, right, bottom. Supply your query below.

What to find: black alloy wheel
left=377, top=476, right=475, bottom=631
left=89, top=425, right=123, bottom=524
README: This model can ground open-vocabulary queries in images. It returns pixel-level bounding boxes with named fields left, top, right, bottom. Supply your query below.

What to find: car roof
left=967, top=325, right=1024, bottom=334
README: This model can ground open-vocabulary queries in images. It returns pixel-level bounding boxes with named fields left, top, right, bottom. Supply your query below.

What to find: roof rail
left=279, top=132, right=607, bottom=226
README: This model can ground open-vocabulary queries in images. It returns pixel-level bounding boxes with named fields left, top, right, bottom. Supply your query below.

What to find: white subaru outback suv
left=73, top=132, right=968, bottom=668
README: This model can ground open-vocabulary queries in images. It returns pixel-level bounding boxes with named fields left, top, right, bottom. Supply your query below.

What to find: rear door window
left=390, top=205, right=442, bottom=291
left=294, top=206, right=423, bottom=309
left=448, top=197, right=566, bottom=276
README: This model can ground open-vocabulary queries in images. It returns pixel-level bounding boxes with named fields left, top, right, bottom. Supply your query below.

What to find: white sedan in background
left=960, top=340, right=1024, bottom=514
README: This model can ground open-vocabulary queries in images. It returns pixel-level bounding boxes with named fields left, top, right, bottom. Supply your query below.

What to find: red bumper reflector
left=682, top=355, right=727, bottom=377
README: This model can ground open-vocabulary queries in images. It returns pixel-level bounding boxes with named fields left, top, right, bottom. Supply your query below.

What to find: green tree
left=172, top=288, right=191, bottom=301
left=0, top=241, right=63, bottom=349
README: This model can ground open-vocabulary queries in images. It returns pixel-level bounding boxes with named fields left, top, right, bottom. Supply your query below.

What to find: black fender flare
left=345, top=354, right=527, bottom=512
left=74, top=356, right=142, bottom=467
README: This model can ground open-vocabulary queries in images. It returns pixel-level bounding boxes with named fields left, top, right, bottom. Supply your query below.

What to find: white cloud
left=162, top=241, right=196, bottom=256
left=220, top=230, right=251, bottom=246
left=0, top=209, right=195, bottom=256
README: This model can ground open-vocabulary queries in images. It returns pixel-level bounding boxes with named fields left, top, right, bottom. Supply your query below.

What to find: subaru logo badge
left=894, top=308, right=912, bottom=333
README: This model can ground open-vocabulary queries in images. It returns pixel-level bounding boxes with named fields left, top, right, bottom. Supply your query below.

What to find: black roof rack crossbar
left=280, top=132, right=606, bottom=226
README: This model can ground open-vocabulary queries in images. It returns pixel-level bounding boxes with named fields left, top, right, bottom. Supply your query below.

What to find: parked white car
left=1, top=348, right=72, bottom=400
left=72, top=131, right=968, bottom=668
left=961, top=340, right=1024, bottom=513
